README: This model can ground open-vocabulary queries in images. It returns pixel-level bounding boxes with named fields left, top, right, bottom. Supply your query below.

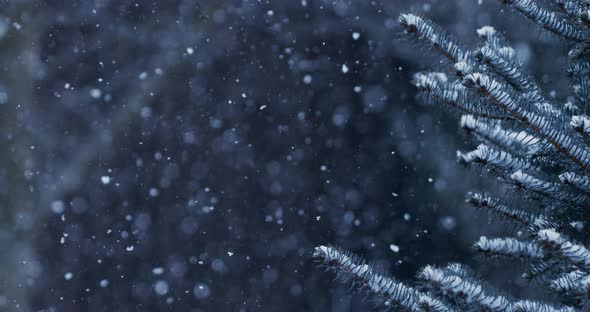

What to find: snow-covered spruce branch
left=512, top=300, right=576, bottom=312
left=553, top=0, right=588, bottom=18
left=460, top=115, right=546, bottom=155
left=465, top=192, right=545, bottom=225
left=570, top=115, right=590, bottom=144
left=313, top=246, right=454, bottom=312
left=398, top=14, right=468, bottom=63
left=418, top=264, right=573, bottom=311
left=475, top=236, right=543, bottom=259
left=560, top=171, right=590, bottom=193
left=461, top=72, right=590, bottom=174
left=457, top=144, right=535, bottom=173
left=510, top=170, right=589, bottom=205
left=315, top=3, right=590, bottom=311
left=476, top=26, right=516, bottom=60
left=568, top=61, right=590, bottom=79
left=412, top=73, right=508, bottom=119
left=550, top=270, right=588, bottom=294
left=537, top=229, right=590, bottom=272
left=474, top=45, right=539, bottom=96
left=403, top=12, right=590, bottom=174
left=502, top=0, right=585, bottom=42
left=418, top=264, right=512, bottom=311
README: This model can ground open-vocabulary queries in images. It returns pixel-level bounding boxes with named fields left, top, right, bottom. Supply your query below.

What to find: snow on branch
left=559, top=171, right=590, bottom=193
left=537, top=229, right=590, bottom=272
left=476, top=26, right=517, bottom=60
left=399, top=14, right=469, bottom=63
left=510, top=170, right=589, bottom=205
left=460, top=115, right=544, bottom=155
left=413, top=73, right=508, bottom=119
left=553, top=0, right=588, bottom=18
left=512, top=300, right=577, bottom=312
left=313, top=246, right=455, bottom=312
left=457, top=144, right=534, bottom=173
left=570, top=115, right=590, bottom=144
left=458, top=74, right=590, bottom=172
left=550, top=270, right=589, bottom=294
left=474, top=45, right=539, bottom=96
left=502, top=0, right=585, bottom=42
left=418, top=265, right=512, bottom=311
left=568, top=61, right=590, bottom=79
left=475, top=236, right=543, bottom=259
left=465, top=192, right=543, bottom=225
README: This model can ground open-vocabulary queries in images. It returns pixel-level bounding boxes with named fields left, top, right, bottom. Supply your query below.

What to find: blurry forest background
left=0, top=0, right=573, bottom=311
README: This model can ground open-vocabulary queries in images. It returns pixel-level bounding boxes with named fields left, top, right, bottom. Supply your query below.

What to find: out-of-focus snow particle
left=0, top=90, right=7, bottom=105
left=193, top=283, right=211, bottom=300
left=0, top=17, right=8, bottom=39
left=428, top=178, right=433, bottom=183
left=267, top=10, right=274, bottom=16
left=152, top=267, right=165, bottom=275
left=186, top=47, right=194, bottom=55
left=440, top=216, right=457, bottom=231
left=153, top=280, right=169, bottom=296
left=320, top=165, right=327, bottom=172
left=297, top=112, right=306, bottom=121
left=50, top=200, right=65, bottom=214
left=90, top=88, right=102, bottom=99
left=353, top=86, right=362, bottom=93
left=352, top=32, right=360, bottom=40
left=241, top=93, right=247, bottom=98
left=140, top=106, right=152, bottom=118
left=64, top=272, right=73, bottom=280
left=332, top=106, right=350, bottom=127
left=389, top=244, right=400, bottom=253
left=259, top=105, right=267, bottom=110
left=403, top=213, right=411, bottom=221
left=303, top=74, right=312, bottom=84
left=100, top=176, right=111, bottom=185
left=341, top=64, right=349, bottom=73
left=99, top=279, right=109, bottom=288
left=149, top=187, right=159, bottom=197
left=126, top=245, right=134, bottom=251
left=210, top=119, right=223, bottom=129
left=138, top=72, right=148, bottom=80
left=301, top=0, right=307, bottom=7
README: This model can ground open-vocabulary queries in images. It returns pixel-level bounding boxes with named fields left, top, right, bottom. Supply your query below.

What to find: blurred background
left=0, top=0, right=573, bottom=311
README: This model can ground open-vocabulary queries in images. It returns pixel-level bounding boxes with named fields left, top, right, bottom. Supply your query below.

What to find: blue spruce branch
left=314, top=0, right=590, bottom=310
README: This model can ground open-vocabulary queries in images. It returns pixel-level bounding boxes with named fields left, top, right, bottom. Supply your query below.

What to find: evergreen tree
left=315, top=1, right=590, bottom=311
